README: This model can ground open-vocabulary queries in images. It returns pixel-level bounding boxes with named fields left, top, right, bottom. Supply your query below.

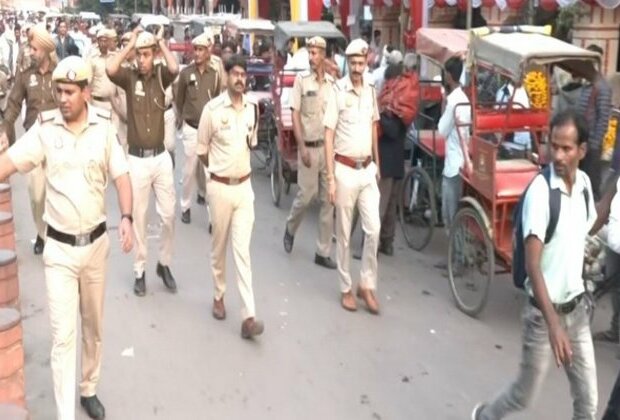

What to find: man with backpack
left=472, top=110, right=598, bottom=420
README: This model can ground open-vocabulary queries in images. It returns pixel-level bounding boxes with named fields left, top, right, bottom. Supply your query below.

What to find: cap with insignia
left=345, top=38, right=369, bottom=57
left=136, top=32, right=157, bottom=49
left=97, top=28, right=117, bottom=39
left=192, top=32, right=213, bottom=48
left=52, top=56, right=92, bottom=84
left=307, top=36, right=326, bottom=50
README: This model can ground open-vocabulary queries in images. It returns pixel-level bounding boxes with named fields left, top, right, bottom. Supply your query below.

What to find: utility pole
left=528, top=0, right=535, bottom=25
left=466, top=0, right=473, bottom=29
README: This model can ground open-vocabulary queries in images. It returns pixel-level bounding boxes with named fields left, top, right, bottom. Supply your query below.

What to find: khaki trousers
left=286, top=145, right=334, bottom=257
left=27, top=164, right=46, bottom=239
left=378, top=177, right=402, bottom=247
left=164, top=109, right=176, bottom=152
left=207, top=179, right=256, bottom=319
left=180, top=123, right=207, bottom=212
left=335, top=161, right=381, bottom=293
left=43, top=233, right=110, bottom=420
left=129, top=152, right=176, bottom=277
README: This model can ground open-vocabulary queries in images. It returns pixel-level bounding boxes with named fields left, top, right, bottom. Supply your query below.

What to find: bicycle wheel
left=399, top=166, right=436, bottom=251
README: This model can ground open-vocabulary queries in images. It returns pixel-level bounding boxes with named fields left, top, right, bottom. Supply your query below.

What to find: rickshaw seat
left=420, top=85, right=443, bottom=103
left=475, top=109, right=548, bottom=133
left=494, top=161, right=538, bottom=198
left=281, top=72, right=297, bottom=88
left=418, top=130, right=446, bottom=158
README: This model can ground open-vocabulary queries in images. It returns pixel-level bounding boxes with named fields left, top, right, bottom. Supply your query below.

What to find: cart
left=269, top=21, right=345, bottom=207
left=399, top=28, right=469, bottom=251
left=447, top=27, right=600, bottom=317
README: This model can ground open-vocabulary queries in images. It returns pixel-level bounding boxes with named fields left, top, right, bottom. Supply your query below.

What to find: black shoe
left=378, top=243, right=394, bottom=256
left=133, top=273, right=146, bottom=297
left=181, top=209, right=191, bottom=224
left=156, top=263, right=177, bottom=293
left=314, top=254, right=337, bottom=269
left=80, top=395, right=105, bottom=420
left=283, top=228, right=294, bottom=253
left=33, top=235, right=44, bottom=255
left=197, top=194, right=206, bottom=205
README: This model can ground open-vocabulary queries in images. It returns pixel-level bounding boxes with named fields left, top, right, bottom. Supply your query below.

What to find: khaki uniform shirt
left=14, top=42, right=31, bottom=78
left=290, top=70, right=335, bottom=142
left=109, top=63, right=175, bottom=149
left=3, top=63, right=57, bottom=143
left=323, top=76, right=379, bottom=158
left=7, top=106, right=129, bottom=235
left=196, top=91, right=258, bottom=178
left=176, top=58, right=224, bottom=126
left=88, top=49, right=117, bottom=99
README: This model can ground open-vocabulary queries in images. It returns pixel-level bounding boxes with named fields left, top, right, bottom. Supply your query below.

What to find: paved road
left=10, top=140, right=619, bottom=419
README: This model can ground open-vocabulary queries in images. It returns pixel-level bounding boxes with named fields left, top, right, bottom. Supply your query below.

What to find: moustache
left=235, top=82, right=245, bottom=87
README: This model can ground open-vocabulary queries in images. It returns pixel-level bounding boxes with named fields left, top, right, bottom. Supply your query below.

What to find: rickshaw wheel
left=270, top=143, right=283, bottom=207
left=399, top=167, right=436, bottom=251
left=448, top=206, right=494, bottom=317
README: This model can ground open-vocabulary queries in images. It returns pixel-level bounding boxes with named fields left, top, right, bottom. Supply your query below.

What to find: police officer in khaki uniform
left=3, top=24, right=57, bottom=255
left=87, top=29, right=117, bottom=111
left=324, top=39, right=381, bottom=315
left=107, top=28, right=179, bottom=296
left=109, top=31, right=134, bottom=152
left=176, top=32, right=224, bottom=224
left=283, top=36, right=337, bottom=269
left=197, top=54, right=264, bottom=339
left=0, top=56, right=133, bottom=420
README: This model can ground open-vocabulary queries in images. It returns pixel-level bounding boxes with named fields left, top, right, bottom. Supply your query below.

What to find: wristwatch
left=121, top=214, right=133, bottom=223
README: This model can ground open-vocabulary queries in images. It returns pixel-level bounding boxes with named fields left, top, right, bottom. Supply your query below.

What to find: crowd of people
left=0, top=13, right=618, bottom=420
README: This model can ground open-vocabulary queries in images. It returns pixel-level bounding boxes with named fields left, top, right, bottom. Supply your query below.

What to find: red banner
left=309, top=0, right=323, bottom=20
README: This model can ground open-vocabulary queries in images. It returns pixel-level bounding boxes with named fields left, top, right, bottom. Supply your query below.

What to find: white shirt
left=372, top=65, right=386, bottom=94
left=496, top=83, right=532, bottom=149
left=522, top=165, right=597, bottom=304
left=605, top=177, right=620, bottom=254
left=438, top=86, right=471, bottom=178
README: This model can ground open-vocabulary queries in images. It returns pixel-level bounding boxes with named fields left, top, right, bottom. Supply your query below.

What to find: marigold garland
left=523, top=70, right=549, bottom=109
left=602, top=117, right=618, bottom=162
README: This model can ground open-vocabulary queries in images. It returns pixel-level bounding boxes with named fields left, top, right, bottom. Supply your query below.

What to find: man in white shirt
left=438, top=56, right=471, bottom=236
left=473, top=110, right=598, bottom=420
left=496, top=81, right=532, bottom=149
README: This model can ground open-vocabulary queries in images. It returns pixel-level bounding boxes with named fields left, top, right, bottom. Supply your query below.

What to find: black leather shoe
left=181, top=209, right=191, bottom=224
left=133, top=273, right=146, bottom=297
left=378, top=243, right=394, bottom=256
left=156, top=263, right=177, bottom=293
left=80, top=395, right=105, bottom=419
left=314, top=254, right=337, bottom=269
left=283, top=228, right=294, bottom=253
left=241, top=318, right=264, bottom=339
left=33, top=235, right=44, bottom=255
left=197, top=194, right=206, bottom=205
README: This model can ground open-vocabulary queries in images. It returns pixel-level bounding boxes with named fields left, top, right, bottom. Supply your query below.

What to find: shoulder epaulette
left=95, top=108, right=112, bottom=120
left=299, top=70, right=311, bottom=78
left=335, top=78, right=347, bottom=91
left=207, top=94, right=224, bottom=110
left=38, top=109, right=56, bottom=123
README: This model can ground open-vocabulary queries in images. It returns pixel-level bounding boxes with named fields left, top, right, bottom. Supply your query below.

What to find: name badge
left=135, top=81, right=145, bottom=96
left=306, top=90, right=317, bottom=97
left=29, top=74, right=38, bottom=87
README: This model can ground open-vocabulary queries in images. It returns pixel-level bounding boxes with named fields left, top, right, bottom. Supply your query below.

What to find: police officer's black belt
left=304, top=140, right=324, bottom=148
left=529, top=293, right=584, bottom=315
left=92, top=96, right=109, bottom=102
left=165, top=104, right=173, bottom=111
left=185, top=120, right=199, bottom=129
left=128, top=145, right=166, bottom=158
left=47, top=222, right=107, bottom=247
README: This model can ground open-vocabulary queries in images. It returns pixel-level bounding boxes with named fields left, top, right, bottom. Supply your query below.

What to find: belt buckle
left=143, top=149, right=154, bottom=158
left=355, top=160, right=364, bottom=170
left=75, top=233, right=91, bottom=247
left=229, top=177, right=240, bottom=185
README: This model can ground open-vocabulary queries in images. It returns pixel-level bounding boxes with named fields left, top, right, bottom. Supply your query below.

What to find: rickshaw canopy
left=274, top=21, right=345, bottom=52
left=469, top=27, right=601, bottom=83
left=133, top=13, right=170, bottom=27
left=229, top=18, right=275, bottom=36
left=416, top=28, right=469, bottom=66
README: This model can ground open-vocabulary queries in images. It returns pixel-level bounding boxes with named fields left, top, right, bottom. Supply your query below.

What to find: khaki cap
left=97, top=28, right=117, bottom=39
left=192, top=32, right=212, bottom=48
left=52, top=56, right=92, bottom=83
left=135, top=32, right=156, bottom=49
left=307, top=36, right=326, bottom=49
left=345, top=38, right=369, bottom=57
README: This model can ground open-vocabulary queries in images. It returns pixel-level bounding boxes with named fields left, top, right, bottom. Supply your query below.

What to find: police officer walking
left=87, top=29, right=117, bottom=112
left=197, top=54, right=264, bottom=339
left=283, top=36, right=337, bottom=269
left=323, top=39, right=381, bottom=314
left=3, top=24, right=57, bottom=255
left=176, top=32, right=223, bottom=224
left=0, top=56, right=133, bottom=420
left=107, top=27, right=179, bottom=296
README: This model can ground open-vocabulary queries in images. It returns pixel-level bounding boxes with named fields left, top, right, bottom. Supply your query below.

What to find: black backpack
left=512, top=166, right=590, bottom=288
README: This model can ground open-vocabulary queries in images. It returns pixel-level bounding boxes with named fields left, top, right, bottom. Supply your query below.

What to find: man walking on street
left=283, top=36, right=337, bottom=269
left=0, top=55, right=133, bottom=420
left=472, top=110, right=598, bottom=420
left=323, top=38, right=381, bottom=314
left=197, top=54, right=264, bottom=339
left=3, top=23, right=58, bottom=255
left=107, top=27, right=179, bottom=297
left=176, top=32, right=223, bottom=225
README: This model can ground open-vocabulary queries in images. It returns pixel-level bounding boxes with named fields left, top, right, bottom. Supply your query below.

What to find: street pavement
left=10, top=137, right=620, bottom=420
